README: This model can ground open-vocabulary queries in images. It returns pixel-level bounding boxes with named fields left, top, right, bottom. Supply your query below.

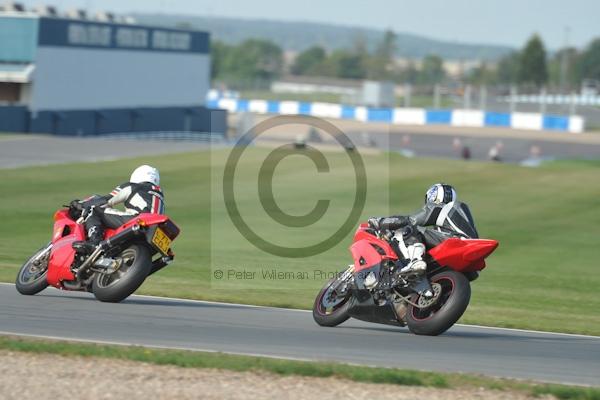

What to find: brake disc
left=417, top=282, right=442, bottom=308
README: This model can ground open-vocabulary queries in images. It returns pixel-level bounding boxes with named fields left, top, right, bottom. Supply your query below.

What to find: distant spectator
left=308, top=127, right=323, bottom=143
left=402, top=134, right=411, bottom=147
left=488, top=145, right=502, bottom=162
left=294, top=134, right=307, bottom=149
left=461, top=146, right=471, bottom=160
left=398, top=134, right=415, bottom=158
left=521, top=145, right=544, bottom=167
left=361, top=132, right=376, bottom=147
left=530, top=145, right=541, bottom=158
left=452, top=138, right=462, bottom=152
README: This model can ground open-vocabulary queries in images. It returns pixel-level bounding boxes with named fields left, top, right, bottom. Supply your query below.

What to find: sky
left=17, top=0, right=599, bottom=49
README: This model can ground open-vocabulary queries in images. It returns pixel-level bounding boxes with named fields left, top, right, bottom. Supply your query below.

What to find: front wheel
left=313, top=267, right=354, bottom=327
left=406, top=269, right=471, bottom=336
left=92, top=244, right=151, bottom=303
left=16, top=244, right=51, bottom=296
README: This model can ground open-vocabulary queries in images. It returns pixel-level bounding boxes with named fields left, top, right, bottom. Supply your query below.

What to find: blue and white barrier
left=208, top=98, right=585, bottom=134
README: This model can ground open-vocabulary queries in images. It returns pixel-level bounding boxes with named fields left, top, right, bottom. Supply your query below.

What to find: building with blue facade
left=0, top=9, right=225, bottom=135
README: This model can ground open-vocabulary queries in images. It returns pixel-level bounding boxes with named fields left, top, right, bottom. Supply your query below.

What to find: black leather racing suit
left=83, top=182, right=165, bottom=245
left=379, top=200, right=479, bottom=248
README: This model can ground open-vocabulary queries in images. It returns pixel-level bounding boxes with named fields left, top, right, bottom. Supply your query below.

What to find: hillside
left=133, top=13, right=513, bottom=61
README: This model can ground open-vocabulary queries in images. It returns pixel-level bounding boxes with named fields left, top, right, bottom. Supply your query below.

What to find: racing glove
left=368, top=217, right=382, bottom=230
left=379, top=216, right=412, bottom=231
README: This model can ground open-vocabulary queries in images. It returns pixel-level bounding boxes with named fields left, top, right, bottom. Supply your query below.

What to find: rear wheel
left=92, top=244, right=151, bottom=303
left=406, top=270, right=470, bottom=336
left=313, top=267, right=353, bottom=327
left=16, top=244, right=51, bottom=295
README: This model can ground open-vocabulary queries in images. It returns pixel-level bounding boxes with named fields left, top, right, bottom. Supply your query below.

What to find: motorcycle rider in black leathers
left=72, top=165, right=165, bottom=254
left=368, top=183, right=478, bottom=275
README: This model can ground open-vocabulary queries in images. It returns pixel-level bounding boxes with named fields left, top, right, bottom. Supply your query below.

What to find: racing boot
left=73, top=225, right=104, bottom=255
left=399, top=243, right=427, bottom=275
left=400, top=259, right=427, bottom=275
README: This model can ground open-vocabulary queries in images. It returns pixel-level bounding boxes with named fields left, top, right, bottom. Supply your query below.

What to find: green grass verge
left=0, top=336, right=598, bottom=399
left=0, top=148, right=599, bottom=335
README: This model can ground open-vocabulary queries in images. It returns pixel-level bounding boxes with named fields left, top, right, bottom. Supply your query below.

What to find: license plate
left=152, top=228, right=171, bottom=255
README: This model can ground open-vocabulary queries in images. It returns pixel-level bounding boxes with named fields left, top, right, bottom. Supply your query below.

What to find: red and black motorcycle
left=15, top=199, right=180, bottom=303
left=313, top=222, right=498, bottom=336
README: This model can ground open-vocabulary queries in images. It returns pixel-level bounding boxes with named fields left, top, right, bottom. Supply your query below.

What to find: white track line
left=1, top=282, right=598, bottom=339
left=0, top=330, right=321, bottom=364
left=0, top=329, right=424, bottom=373
left=0, top=330, right=593, bottom=388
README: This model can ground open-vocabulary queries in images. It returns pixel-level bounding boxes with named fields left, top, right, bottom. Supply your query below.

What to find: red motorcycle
left=16, top=200, right=180, bottom=303
left=313, top=223, right=498, bottom=336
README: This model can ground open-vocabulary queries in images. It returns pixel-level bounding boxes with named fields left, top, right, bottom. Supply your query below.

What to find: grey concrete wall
left=30, top=46, right=210, bottom=111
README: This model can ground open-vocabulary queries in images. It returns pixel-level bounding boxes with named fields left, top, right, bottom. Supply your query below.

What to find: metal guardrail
left=95, top=131, right=226, bottom=142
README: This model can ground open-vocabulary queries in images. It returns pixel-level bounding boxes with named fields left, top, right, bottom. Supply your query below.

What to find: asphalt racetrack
left=1, top=284, right=598, bottom=386
left=2, top=129, right=599, bottom=387
left=0, top=135, right=214, bottom=169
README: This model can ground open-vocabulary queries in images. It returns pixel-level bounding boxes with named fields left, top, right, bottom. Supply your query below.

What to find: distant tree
left=351, top=32, right=369, bottom=59
left=578, top=38, right=600, bottom=82
left=467, top=61, right=495, bottom=85
left=397, top=61, right=419, bottom=84
left=220, top=39, right=283, bottom=86
left=378, top=29, right=397, bottom=60
left=328, top=49, right=367, bottom=79
left=496, top=52, right=520, bottom=84
left=548, top=47, right=580, bottom=89
left=291, top=46, right=326, bottom=75
left=418, top=54, right=445, bottom=85
left=210, top=40, right=231, bottom=80
left=314, top=35, right=369, bottom=80
left=518, top=34, right=548, bottom=87
left=368, top=29, right=397, bottom=80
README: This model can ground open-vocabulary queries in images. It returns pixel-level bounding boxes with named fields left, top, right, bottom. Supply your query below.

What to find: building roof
left=0, top=63, right=35, bottom=83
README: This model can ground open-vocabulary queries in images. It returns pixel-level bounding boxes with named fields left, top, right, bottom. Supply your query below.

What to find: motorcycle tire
left=16, top=244, right=50, bottom=296
left=92, top=244, right=151, bottom=303
left=406, top=269, right=471, bottom=336
left=313, top=271, right=353, bottom=327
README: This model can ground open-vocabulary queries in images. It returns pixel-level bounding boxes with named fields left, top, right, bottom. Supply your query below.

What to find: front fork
left=32, top=243, right=53, bottom=266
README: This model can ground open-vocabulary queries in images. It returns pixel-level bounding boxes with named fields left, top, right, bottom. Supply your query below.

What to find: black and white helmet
left=425, top=183, right=456, bottom=205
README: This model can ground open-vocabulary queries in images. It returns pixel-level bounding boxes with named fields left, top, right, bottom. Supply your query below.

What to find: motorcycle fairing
left=47, top=210, right=83, bottom=287
left=428, top=238, right=499, bottom=272
left=104, top=213, right=170, bottom=237
left=347, top=296, right=404, bottom=327
left=351, top=224, right=397, bottom=274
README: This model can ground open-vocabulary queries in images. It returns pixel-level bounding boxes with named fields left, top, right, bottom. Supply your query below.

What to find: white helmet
left=130, top=165, right=160, bottom=186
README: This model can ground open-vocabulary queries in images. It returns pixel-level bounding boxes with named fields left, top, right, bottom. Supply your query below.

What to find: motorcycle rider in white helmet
left=72, top=165, right=165, bottom=254
left=368, top=183, right=478, bottom=275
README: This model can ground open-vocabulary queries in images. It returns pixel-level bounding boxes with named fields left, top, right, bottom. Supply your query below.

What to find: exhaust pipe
left=104, top=224, right=142, bottom=248
left=76, top=224, right=143, bottom=281
left=62, top=281, right=85, bottom=291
